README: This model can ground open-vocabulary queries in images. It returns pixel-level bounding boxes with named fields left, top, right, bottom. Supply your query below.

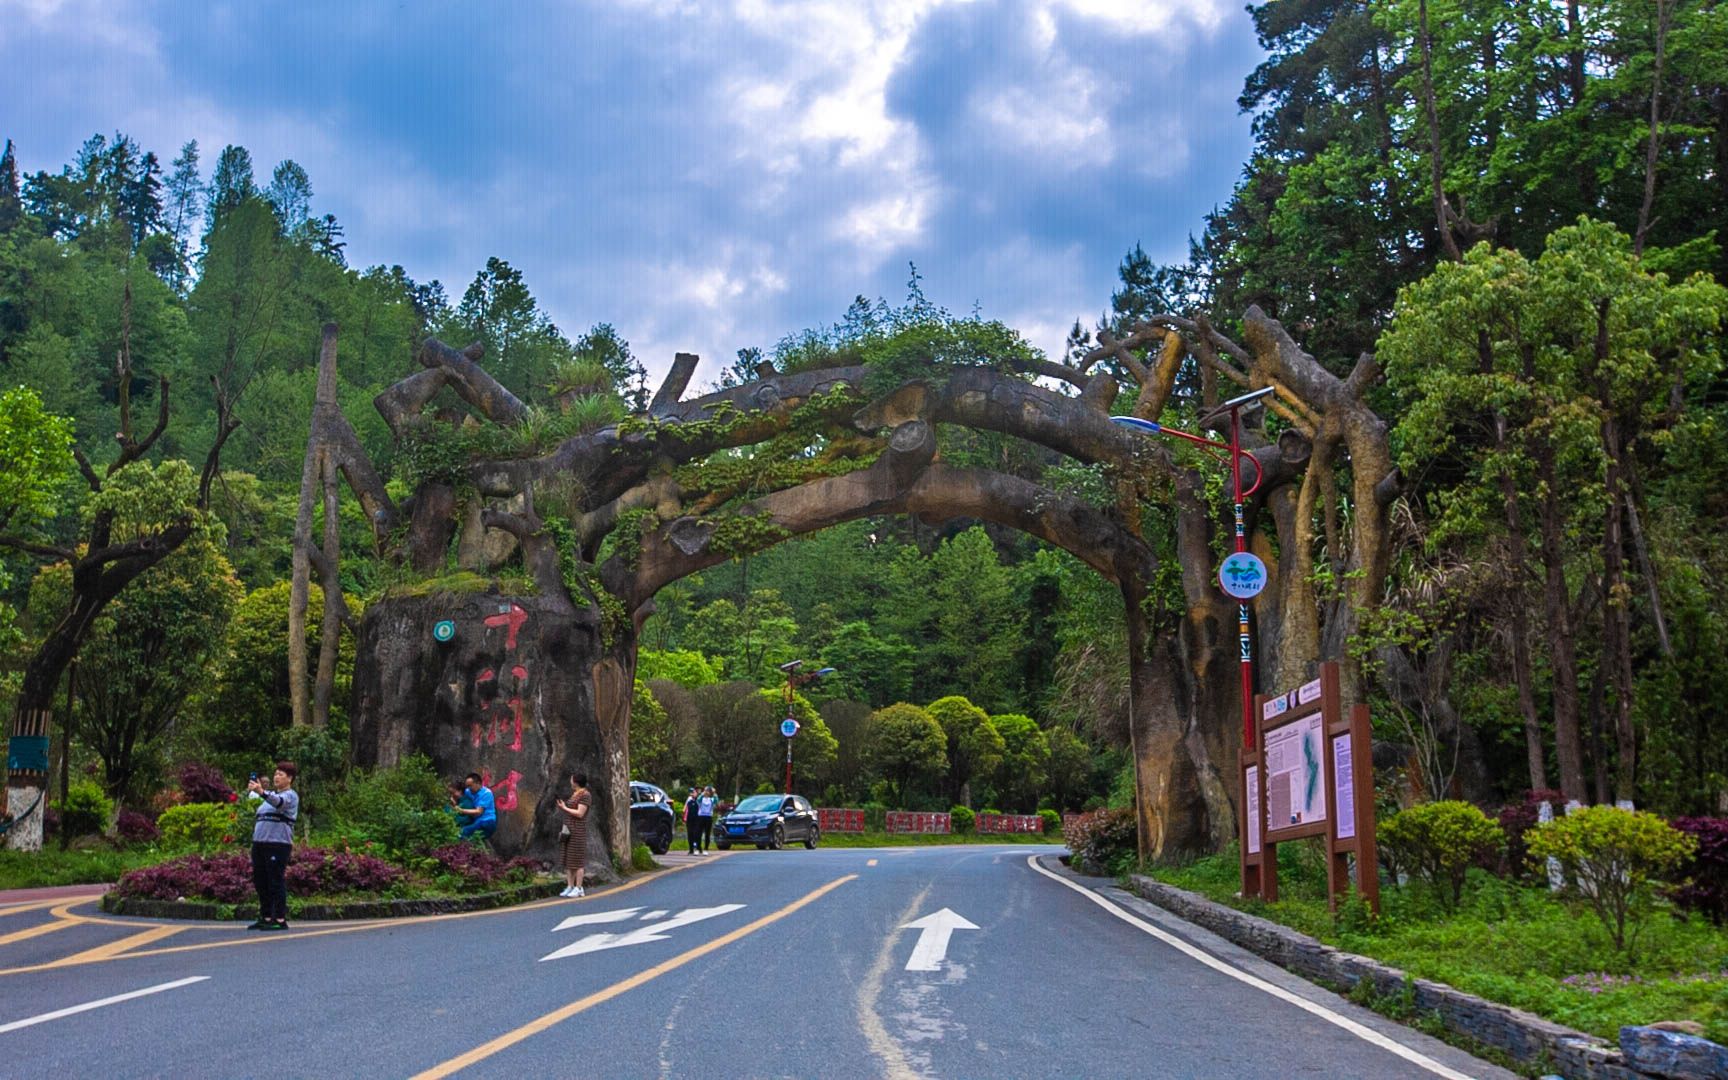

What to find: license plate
left=729, top=826, right=744, bottom=835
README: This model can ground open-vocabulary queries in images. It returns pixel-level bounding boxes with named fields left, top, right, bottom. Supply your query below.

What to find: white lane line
left=1026, top=857, right=1474, bottom=1080
left=0, top=976, right=209, bottom=1035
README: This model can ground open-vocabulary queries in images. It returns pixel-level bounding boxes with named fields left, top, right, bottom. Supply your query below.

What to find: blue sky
left=0, top=0, right=1262, bottom=386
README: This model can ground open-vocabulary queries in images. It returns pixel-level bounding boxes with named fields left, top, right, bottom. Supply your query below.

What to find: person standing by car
left=246, top=761, right=298, bottom=931
left=695, top=785, right=717, bottom=855
left=556, top=773, right=592, bottom=897
left=683, top=787, right=701, bottom=855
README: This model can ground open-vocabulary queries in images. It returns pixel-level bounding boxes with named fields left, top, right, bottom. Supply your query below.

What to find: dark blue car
left=630, top=781, right=676, bottom=855
left=715, top=794, right=819, bottom=850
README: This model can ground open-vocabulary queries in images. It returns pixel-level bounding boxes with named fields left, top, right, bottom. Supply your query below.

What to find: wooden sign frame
left=1243, top=662, right=1378, bottom=913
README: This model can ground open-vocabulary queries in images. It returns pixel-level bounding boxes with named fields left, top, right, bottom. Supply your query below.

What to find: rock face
left=350, top=590, right=625, bottom=878
left=1619, top=1025, right=1728, bottom=1080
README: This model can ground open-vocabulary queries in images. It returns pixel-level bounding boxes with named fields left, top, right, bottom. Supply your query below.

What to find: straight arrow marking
left=541, top=905, right=745, bottom=962
left=901, top=908, right=978, bottom=971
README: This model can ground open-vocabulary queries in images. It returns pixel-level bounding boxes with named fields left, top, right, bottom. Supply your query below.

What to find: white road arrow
left=901, top=908, right=979, bottom=971
left=550, top=907, right=642, bottom=933
left=540, top=904, right=745, bottom=962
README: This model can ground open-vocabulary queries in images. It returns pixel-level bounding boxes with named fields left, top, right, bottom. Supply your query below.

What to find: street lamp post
left=777, top=660, right=835, bottom=793
left=1113, top=386, right=1275, bottom=889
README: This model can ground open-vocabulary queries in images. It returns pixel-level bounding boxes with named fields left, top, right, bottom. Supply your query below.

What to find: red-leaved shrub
left=1062, top=807, right=1138, bottom=872
left=1669, top=817, right=1728, bottom=925
left=115, top=808, right=160, bottom=844
left=1496, top=789, right=1564, bottom=878
left=428, top=844, right=544, bottom=888
left=176, top=762, right=235, bottom=805
left=116, top=846, right=402, bottom=904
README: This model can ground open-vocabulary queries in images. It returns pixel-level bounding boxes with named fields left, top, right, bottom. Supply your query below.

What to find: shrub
left=283, top=847, right=402, bottom=895
left=1038, top=809, right=1060, bottom=835
left=115, top=851, right=253, bottom=903
left=1380, top=800, right=1504, bottom=909
left=1527, top=806, right=1698, bottom=951
left=1063, top=807, right=1137, bottom=873
left=158, top=803, right=239, bottom=850
left=427, top=843, right=542, bottom=890
left=176, top=762, right=235, bottom=805
left=1669, top=817, right=1728, bottom=925
left=949, top=806, right=976, bottom=834
left=58, top=780, right=113, bottom=837
left=114, top=808, right=160, bottom=845
left=631, top=843, right=656, bottom=871
left=1495, top=788, right=1564, bottom=879
left=323, top=755, right=459, bottom=857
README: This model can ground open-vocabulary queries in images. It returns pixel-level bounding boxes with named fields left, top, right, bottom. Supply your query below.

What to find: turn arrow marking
left=540, top=905, right=745, bottom=962
left=901, top=907, right=978, bottom=971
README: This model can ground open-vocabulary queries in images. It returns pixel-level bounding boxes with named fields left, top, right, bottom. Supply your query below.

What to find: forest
left=3, top=0, right=1727, bottom=840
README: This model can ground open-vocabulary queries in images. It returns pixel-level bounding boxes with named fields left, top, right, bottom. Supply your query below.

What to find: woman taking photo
left=555, top=773, right=592, bottom=897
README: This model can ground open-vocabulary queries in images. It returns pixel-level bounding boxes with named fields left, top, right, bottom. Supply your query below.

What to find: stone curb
left=1124, top=874, right=1725, bottom=1080
left=99, top=879, right=564, bottom=922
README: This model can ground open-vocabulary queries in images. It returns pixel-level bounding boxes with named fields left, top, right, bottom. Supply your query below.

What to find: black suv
left=715, top=794, right=820, bottom=850
left=629, top=782, right=676, bottom=855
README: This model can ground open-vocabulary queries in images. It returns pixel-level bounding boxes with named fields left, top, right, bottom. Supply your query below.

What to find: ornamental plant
left=57, top=779, right=114, bottom=837
left=157, top=802, right=239, bottom=850
left=949, top=806, right=976, bottom=834
left=1379, top=800, right=1504, bottom=909
left=1063, top=807, right=1137, bottom=873
left=1527, top=806, right=1698, bottom=951
left=1669, top=817, right=1728, bottom=925
left=1037, top=809, right=1061, bottom=835
left=114, top=808, right=160, bottom=844
left=176, top=761, right=235, bottom=804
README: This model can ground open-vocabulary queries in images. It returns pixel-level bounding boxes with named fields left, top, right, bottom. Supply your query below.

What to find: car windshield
left=734, top=795, right=783, bottom=813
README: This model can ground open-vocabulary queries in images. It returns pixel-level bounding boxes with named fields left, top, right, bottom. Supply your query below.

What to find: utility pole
left=777, top=660, right=835, bottom=793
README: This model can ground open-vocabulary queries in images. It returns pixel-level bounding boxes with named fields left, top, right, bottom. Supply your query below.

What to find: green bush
left=158, top=802, right=240, bottom=850
left=631, top=842, right=656, bottom=871
left=57, top=780, right=114, bottom=837
left=1527, top=806, right=1698, bottom=951
left=949, top=806, right=976, bottom=834
left=1380, top=800, right=1504, bottom=909
left=322, top=754, right=459, bottom=858
left=1038, top=809, right=1061, bottom=835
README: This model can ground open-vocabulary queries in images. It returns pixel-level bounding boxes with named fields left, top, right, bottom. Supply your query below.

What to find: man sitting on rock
left=451, top=772, right=497, bottom=843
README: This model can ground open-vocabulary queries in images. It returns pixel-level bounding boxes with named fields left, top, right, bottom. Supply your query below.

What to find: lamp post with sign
left=777, top=660, right=835, bottom=793
left=1113, top=386, right=1276, bottom=892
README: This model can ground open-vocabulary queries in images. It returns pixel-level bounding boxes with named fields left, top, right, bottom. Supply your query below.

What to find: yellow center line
left=0, top=919, right=78, bottom=948
left=0, top=860, right=695, bottom=977
left=49, top=924, right=187, bottom=966
left=410, top=873, right=858, bottom=1080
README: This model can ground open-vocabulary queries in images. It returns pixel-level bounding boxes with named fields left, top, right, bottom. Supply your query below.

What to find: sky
left=0, top=0, right=1264, bottom=387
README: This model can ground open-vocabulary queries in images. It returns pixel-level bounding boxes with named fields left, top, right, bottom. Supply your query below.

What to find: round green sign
left=433, top=620, right=456, bottom=643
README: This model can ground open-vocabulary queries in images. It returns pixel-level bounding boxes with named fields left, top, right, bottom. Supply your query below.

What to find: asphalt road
left=0, top=847, right=1515, bottom=1079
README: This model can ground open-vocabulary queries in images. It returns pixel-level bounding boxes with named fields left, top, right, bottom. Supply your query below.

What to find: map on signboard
left=1265, top=712, right=1327, bottom=829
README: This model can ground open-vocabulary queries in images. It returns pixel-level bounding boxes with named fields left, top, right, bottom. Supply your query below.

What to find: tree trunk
left=1536, top=440, right=1588, bottom=802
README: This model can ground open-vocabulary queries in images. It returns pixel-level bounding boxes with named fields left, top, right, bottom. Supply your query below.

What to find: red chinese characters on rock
left=471, top=664, right=528, bottom=751
left=481, top=768, right=522, bottom=812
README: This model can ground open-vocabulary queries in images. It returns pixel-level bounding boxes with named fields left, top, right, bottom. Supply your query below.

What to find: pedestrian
left=695, top=785, right=717, bottom=854
left=450, top=772, right=497, bottom=843
left=684, top=787, right=700, bottom=855
left=246, top=760, right=298, bottom=932
left=556, top=772, right=592, bottom=897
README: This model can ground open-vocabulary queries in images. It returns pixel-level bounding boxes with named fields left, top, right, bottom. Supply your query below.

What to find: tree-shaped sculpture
left=293, top=304, right=1394, bottom=875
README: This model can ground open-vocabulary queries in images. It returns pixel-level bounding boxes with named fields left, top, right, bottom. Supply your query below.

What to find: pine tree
left=163, top=141, right=203, bottom=291
left=265, top=160, right=312, bottom=233
left=0, top=139, right=21, bottom=232
left=205, top=144, right=256, bottom=232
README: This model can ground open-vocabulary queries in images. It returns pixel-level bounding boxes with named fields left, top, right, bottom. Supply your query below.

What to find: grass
left=0, top=846, right=162, bottom=890
left=1145, top=844, right=1728, bottom=1045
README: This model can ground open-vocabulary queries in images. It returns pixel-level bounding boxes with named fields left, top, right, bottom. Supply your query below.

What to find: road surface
left=0, top=847, right=1513, bottom=1079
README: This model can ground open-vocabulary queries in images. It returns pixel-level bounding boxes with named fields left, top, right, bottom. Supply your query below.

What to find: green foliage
left=0, top=384, right=75, bottom=529
left=630, top=678, right=675, bottom=782
left=636, top=649, right=719, bottom=689
left=949, top=805, right=976, bottom=834
left=926, top=695, right=1004, bottom=806
left=57, top=779, right=114, bottom=837
left=1063, top=807, right=1138, bottom=874
left=321, top=754, right=459, bottom=858
left=1381, top=800, right=1505, bottom=910
left=1038, top=808, right=1061, bottom=834
left=157, top=802, right=239, bottom=850
left=865, top=703, right=948, bottom=805
left=990, top=713, right=1049, bottom=813
left=1527, top=806, right=1698, bottom=951
left=630, top=842, right=657, bottom=871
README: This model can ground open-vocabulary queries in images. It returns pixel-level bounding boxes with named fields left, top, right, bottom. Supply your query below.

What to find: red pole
left=1231, top=406, right=1253, bottom=751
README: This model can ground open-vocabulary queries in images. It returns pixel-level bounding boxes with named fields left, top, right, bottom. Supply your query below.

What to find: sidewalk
left=0, top=882, right=110, bottom=905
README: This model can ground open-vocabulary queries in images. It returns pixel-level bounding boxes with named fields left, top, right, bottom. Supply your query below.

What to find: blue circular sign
left=1218, top=552, right=1269, bottom=600
left=781, top=718, right=800, bottom=738
left=433, top=620, right=456, bottom=643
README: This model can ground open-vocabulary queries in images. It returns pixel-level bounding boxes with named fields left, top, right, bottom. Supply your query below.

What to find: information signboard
left=1245, top=765, right=1261, bottom=855
left=1332, top=735, right=1355, bottom=841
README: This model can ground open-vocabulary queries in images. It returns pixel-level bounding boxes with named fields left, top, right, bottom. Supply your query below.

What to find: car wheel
left=716, top=841, right=730, bottom=850
left=770, top=825, right=785, bottom=850
left=804, top=825, right=819, bottom=850
left=650, top=824, right=671, bottom=855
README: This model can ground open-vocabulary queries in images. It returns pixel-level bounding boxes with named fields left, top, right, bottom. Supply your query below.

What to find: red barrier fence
left=817, top=808, right=866, bottom=833
left=885, top=811, right=951, bottom=834
left=976, top=813, right=1044, bottom=834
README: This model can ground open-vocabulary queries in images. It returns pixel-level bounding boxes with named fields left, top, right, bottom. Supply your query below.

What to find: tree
left=265, top=161, right=313, bottom=235
left=573, top=323, right=647, bottom=412
left=631, top=678, right=674, bottom=783
left=991, top=713, right=1049, bottom=812
left=447, top=257, right=571, bottom=398
left=30, top=528, right=240, bottom=799
left=1043, top=726, right=1097, bottom=813
left=864, top=702, right=946, bottom=805
left=0, top=139, right=22, bottom=233
left=926, top=696, right=1005, bottom=807
left=693, top=681, right=780, bottom=801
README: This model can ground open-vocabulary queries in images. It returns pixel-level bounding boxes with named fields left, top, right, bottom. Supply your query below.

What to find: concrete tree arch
left=296, top=304, right=1394, bottom=876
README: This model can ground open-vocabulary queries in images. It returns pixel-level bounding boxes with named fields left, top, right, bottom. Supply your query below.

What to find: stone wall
left=1125, top=875, right=1726, bottom=1080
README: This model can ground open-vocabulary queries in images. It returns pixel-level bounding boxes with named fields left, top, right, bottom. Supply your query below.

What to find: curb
left=1124, top=873, right=1725, bottom=1080
left=100, top=879, right=565, bottom=922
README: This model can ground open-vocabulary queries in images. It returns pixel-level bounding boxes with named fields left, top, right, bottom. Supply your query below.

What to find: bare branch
left=649, top=352, right=700, bottom=413
left=0, top=535, right=75, bottom=560
left=415, top=338, right=527, bottom=424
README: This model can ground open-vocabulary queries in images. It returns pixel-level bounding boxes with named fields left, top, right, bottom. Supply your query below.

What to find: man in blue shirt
left=453, top=772, right=497, bottom=842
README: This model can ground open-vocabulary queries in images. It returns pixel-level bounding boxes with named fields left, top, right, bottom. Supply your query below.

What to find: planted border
left=99, top=878, right=564, bottom=921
